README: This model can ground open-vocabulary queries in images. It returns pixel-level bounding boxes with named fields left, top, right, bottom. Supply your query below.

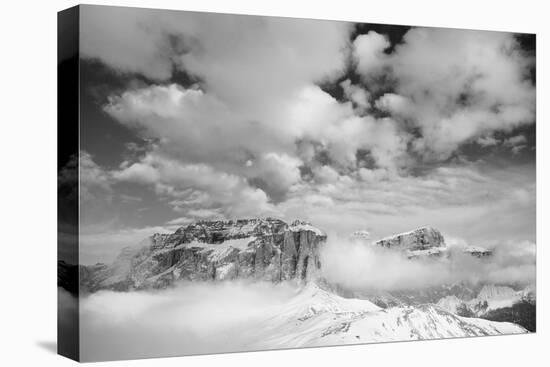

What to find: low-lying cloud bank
left=320, top=235, right=536, bottom=291
left=77, top=281, right=298, bottom=361
left=68, top=234, right=535, bottom=361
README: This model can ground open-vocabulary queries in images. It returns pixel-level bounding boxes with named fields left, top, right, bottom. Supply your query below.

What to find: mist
left=319, top=234, right=536, bottom=292
left=79, top=281, right=299, bottom=361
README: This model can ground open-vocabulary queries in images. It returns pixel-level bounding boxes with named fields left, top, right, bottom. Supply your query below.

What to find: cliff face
left=375, top=226, right=446, bottom=250
left=81, top=218, right=326, bottom=292
left=374, top=226, right=447, bottom=259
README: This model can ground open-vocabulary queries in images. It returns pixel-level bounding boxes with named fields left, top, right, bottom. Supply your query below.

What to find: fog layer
left=79, top=281, right=298, bottom=361
left=320, top=235, right=536, bottom=291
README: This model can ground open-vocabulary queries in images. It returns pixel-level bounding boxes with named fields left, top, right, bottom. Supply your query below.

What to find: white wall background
left=0, top=0, right=547, bottom=366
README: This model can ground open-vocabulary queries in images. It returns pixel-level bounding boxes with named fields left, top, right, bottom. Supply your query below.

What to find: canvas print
left=58, top=5, right=536, bottom=362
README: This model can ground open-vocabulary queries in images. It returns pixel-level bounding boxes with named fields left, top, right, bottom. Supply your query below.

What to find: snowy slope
left=249, top=283, right=527, bottom=350
left=437, top=284, right=534, bottom=316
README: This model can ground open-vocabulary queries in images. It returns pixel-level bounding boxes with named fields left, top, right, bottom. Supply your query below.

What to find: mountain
left=435, top=284, right=536, bottom=331
left=247, top=283, right=526, bottom=349
left=58, top=219, right=533, bottom=344
left=79, top=218, right=326, bottom=292
left=374, top=226, right=448, bottom=259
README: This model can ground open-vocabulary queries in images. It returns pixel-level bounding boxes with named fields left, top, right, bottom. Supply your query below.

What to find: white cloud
left=374, top=93, right=413, bottom=116
left=352, top=31, right=390, bottom=77
left=248, top=153, right=303, bottom=200
left=79, top=281, right=298, bottom=361
left=504, top=135, right=527, bottom=146
left=79, top=9, right=535, bottom=263
left=355, top=28, right=535, bottom=160
left=81, top=6, right=177, bottom=80
left=81, top=6, right=351, bottom=90
left=112, top=150, right=276, bottom=220
left=78, top=151, right=113, bottom=202
left=477, top=135, right=500, bottom=147
left=502, top=135, right=528, bottom=154
left=278, top=162, right=535, bottom=244
left=340, top=79, right=370, bottom=113
left=320, top=235, right=535, bottom=292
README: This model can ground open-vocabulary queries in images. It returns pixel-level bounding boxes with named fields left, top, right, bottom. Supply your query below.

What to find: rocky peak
left=375, top=226, right=446, bottom=251
left=289, top=220, right=326, bottom=236
left=463, top=246, right=492, bottom=258
left=80, top=218, right=326, bottom=292
left=165, top=217, right=287, bottom=247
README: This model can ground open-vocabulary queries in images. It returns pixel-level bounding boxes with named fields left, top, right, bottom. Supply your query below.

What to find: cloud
left=374, top=93, right=413, bottom=116
left=59, top=151, right=113, bottom=204
left=104, top=81, right=410, bottom=200
left=477, top=135, right=500, bottom=147
left=352, top=31, right=390, bottom=77
left=504, top=135, right=527, bottom=146
left=320, top=235, right=535, bottom=292
left=354, top=28, right=535, bottom=160
left=503, top=134, right=528, bottom=154
left=112, top=149, right=277, bottom=220
left=340, top=79, right=370, bottom=113
left=248, top=153, right=303, bottom=201
left=80, top=225, right=174, bottom=264
left=277, top=162, right=535, bottom=244
left=81, top=6, right=351, bottom=88
left=79, top=9, right=535, bottom=265
left=81, top=6, right=177, bottom=80
left=79, top=281, right=298, bottom=361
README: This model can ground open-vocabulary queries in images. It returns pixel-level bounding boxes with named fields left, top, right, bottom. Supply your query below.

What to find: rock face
left=375, top=226, right=445, bottom=250
left=434, top=283, right=536, bottom=331
left=81, top=218, right=326, bottom=292
left=374, top=226, right=446, bottom=259
left=463, top=246, right=493, bottom=258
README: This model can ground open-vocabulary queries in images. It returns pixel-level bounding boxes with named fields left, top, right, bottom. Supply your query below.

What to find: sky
left=71, top=5, right=536, bottom=264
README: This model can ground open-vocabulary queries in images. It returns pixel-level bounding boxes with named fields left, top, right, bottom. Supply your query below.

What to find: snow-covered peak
left=374, top=226, right=446, bottom=251
left=289, top=220, right=326, bottom=237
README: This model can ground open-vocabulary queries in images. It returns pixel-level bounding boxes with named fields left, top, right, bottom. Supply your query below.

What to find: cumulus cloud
left=79, top=281, right=298, bottom=361
left=78, top=8, right=535, bottom=269
left=340, top=79, right=370, bottom=113
left=81, top=6, right=351, bottom=89
left=112, top=149, right=276, bottom=220
left=352, top=31, right=390, bottom=77
left=81, top=6, right=177, bottom=80
left=354, top=28, right=535, bottom=160
left=104, top=81, right=410, bottom=199
left=477, top=135, right=500, bottom=147
left=84, top=7, right=358, bottom=202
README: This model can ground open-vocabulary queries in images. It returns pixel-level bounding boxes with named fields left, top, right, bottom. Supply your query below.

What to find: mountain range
left=58, top=218, right=535, bottom=346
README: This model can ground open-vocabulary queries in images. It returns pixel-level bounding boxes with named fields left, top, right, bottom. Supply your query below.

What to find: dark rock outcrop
left=80, top=218, right=326, bottom=292
left=463, top=246, right=493, bottom=258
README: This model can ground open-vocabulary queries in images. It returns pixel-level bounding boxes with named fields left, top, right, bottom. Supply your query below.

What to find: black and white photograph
left=54, top=4, right=539, bottom=362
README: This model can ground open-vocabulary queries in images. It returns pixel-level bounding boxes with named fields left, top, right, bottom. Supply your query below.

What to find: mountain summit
left=80, top=218, right=326, bottom=292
